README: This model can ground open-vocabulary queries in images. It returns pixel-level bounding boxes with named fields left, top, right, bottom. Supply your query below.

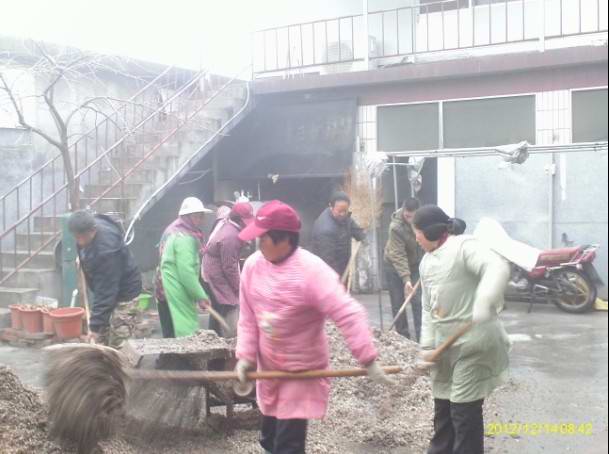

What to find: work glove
left=414, top=350, right=435, bottom=376
left=235, top=359, right=254, bottom=384
left=234, top=359, right=255, bottom=397
left=366, top=361, right=396, bottom=386
left=198, top=299, right=211, bottom=312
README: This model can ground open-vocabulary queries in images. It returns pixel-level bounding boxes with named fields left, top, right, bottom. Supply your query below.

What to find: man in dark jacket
left=384, top=198, right=423, bottom=341
left=68, top=210, right=142, bottom=345
left=310, top=191, right=366, bottom=278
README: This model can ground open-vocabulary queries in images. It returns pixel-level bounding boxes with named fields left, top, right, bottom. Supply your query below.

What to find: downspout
left=548, top=154, right=556, bottom=249
left=363, top=0, right=369, bottom=70
left=392, top=156, right=399, bottom=211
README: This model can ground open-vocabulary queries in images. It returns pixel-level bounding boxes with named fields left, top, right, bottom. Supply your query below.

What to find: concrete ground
left=1, top=294, right=607, bottom=453
left=359, top=293, right=609, bottom=454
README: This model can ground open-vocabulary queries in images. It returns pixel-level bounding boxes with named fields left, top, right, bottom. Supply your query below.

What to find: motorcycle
left=475, top=219, right=603, bottom=314
left=506, top=244, right=601, bottom=313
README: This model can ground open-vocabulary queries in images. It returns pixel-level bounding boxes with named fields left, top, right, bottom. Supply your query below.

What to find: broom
left=44, top=341, right=401, bottom=452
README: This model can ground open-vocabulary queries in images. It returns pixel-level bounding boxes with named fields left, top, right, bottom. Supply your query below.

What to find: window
left=572, top=89, right=608, bottom=142
left=420, top=0, right=470, bottom=14
left=378, top=102, right=440, bottom=151
left=443, top=95, right=536, bottom=148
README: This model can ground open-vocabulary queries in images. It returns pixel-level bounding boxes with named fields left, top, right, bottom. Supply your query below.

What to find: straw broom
left=340, top=170, right=383, bottom=293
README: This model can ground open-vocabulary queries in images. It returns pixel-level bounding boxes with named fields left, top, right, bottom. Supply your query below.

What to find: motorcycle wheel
left=552, top=269, right=597, bottom=314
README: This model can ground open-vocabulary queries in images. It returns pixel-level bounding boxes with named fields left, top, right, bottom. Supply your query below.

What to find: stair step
left=98, top=168, right=158, bottom=185
left=121, top=143, right=181, bottom=159
left=84, top=183, right=144, bottom=198
left=80, top=197, right=137, bottom=214
left=34, top=216, right=64, bottom=233
left=0, top=287, right=39, bottom=308
left=16, top=232, right=60, bottom=251
left=194, top=106, right=233, bottom=123
left=109, top=156, right=171, bottom=172
left=0, top=268, right=60, bottom=299
left=1, top=251, right=56, bottom=269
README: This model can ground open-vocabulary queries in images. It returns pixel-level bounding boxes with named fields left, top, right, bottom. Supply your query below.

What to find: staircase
left=0, top=66, right=251, bottom=317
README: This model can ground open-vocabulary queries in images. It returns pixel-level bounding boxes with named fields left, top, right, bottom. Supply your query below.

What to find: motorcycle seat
left=537, top=246, right=582, bottom=266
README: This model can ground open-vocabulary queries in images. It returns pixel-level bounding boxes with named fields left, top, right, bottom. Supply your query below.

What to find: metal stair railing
left=0, top=67, right=206, bottom=284
left=0, top=65, right=175, bottom=234
left=124, top=66, right=253, bottom=245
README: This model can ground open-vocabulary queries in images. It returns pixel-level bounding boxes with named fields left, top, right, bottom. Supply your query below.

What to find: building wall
left=361, top=85, right=608, bottom=297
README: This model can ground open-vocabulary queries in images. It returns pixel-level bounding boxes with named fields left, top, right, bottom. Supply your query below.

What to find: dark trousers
left=428, top=399, right=485, bottom=454
left=260, top=416, right=308, bottom=454
left=157, top=298, right=175, bottom=338
left=385, top=262, right=422, bottom=341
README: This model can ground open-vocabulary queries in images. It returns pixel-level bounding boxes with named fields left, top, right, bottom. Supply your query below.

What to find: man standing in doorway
left=384, top=198, right=424, bottom=341
left=310, top=191, right=366, bottom=278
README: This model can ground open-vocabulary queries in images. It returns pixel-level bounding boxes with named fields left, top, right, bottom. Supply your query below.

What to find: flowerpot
left=19, top=307, right=43, bottom=334
left=41, top=310, right=55, bottom=335
left=9, top=305, right=22, bottom=330
left=50, top=307, right=85, bottom=340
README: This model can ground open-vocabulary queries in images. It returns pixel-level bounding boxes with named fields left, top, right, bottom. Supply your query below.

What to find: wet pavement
left=1, top=295, right=607, bottom=453
left=360, top=293, right=609, bottom=454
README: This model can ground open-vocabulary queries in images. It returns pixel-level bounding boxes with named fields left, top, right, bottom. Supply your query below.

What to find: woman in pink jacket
left=235, top=200, right=393, bottom=454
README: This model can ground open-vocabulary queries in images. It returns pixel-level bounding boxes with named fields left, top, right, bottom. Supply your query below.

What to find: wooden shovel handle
left=129, top=366, right=402, bottom=383
left=389, top=280, right=421, bottom=331
left=423, top=323, right=472, bottom=363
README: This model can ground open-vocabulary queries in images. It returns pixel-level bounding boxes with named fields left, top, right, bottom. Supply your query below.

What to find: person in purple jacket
left=202, top=202, right=254, bottom=337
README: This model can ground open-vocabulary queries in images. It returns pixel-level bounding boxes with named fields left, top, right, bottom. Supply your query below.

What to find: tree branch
left=0, top=72, right=63, bottom=149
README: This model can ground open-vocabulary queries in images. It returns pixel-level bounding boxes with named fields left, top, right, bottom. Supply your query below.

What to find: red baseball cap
left=238, top=200, right=301, bottom=241
left=231, top=202, right=254, bottom=225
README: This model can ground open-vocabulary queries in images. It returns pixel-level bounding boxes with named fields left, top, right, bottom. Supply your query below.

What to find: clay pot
left=9, top=305, right=23, bottom=330
left=41, top=309, right=55, bottom=335
left=19, top=307, right=43, bottom=334
left=50, top=308, right=85, bottom=340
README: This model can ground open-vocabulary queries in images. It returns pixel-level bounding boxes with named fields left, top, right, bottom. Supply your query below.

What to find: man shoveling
left=68, top=210, right=142, bottom=346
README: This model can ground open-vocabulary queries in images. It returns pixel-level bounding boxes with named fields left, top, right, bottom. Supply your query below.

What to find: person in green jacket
left=158, top=197, right=212, bottom=337
left=384, top=197, right=424, bottom=340
left=413, top=205, right=510, bottom=454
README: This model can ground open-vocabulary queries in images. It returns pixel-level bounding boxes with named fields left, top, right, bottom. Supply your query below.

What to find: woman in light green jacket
left=158, top=197, right=212, bottom=337
left=413, top=205, right=510, bottom=454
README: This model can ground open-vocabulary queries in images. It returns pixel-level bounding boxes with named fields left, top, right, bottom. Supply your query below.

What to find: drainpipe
left=547, top=154, right=556, bottom=249
left=539, top=0, right=546, bottom=52
left=392, top=157, right=399, bottom=211
left=363, top=0, right=369, bottom=70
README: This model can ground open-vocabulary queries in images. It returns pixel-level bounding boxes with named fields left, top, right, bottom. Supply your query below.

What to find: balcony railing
left=252, top=0, right=608, bottom=75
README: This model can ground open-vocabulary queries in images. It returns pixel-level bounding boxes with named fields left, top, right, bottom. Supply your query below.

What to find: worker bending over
left=68, top=210, right=142, bottom=345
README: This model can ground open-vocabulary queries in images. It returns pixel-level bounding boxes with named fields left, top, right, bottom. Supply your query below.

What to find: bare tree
left=0, top=40, right=169, bottom=212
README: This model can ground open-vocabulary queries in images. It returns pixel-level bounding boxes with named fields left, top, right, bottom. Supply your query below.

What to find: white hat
left=179, top=197, right=213, bottom=216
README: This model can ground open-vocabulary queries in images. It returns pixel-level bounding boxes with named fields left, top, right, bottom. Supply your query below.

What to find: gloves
left=366, top=361, right=396, bottom=386
left=235, top=359, right=254, bottom=384
left=414, top=350, right=436, bottom=375
left=198, top=299, right=210, bottom=312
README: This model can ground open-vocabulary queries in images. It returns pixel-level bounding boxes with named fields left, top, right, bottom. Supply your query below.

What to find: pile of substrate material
left=1, top=326, right=435, bottom=453
left=103, top=325, right=434, bottom=454
left=0, top=366, right=61, bottom=454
